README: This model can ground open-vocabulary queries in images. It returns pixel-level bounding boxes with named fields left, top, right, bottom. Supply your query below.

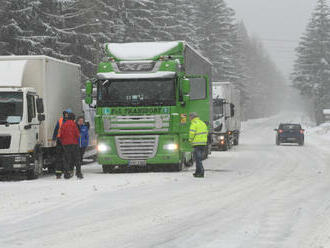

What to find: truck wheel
left=233, top=135, right=239, bottom=146
left=172, top=162, right=183, bottom=172
left=184, top=158, right=194, bottom=167
left=27, top=153, right=43, bottom=180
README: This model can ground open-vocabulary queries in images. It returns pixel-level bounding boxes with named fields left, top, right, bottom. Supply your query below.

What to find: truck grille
left=0, top=136, right=11, bottom=149
left=115, top=135, right=159, bottom=160
left=104, top=115, right=170, bottom=132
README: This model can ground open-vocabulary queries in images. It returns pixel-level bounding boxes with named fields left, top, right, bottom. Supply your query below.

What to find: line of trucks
left=0, top=41, right=241, bottom=178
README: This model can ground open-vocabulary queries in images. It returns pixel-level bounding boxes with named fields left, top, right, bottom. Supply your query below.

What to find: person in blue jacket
left=76, top=116, right=89, bottom=163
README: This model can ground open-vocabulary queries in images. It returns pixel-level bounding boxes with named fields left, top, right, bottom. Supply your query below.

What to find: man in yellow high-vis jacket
left=189, top=112, right=208, bottom=178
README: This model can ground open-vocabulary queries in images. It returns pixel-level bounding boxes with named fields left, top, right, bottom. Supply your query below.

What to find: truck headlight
left=164, top=143, right=178, bottom=151
left=216, top=136, right=225, bottom=141
left=97, top=143, right=110, bottom=153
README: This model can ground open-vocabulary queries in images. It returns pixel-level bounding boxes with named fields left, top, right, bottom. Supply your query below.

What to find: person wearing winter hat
left=76, top=116, right=89, bottom=164
left=59, top=112, right=83, bottom=179
left=52, top=108, right=72, bottom=179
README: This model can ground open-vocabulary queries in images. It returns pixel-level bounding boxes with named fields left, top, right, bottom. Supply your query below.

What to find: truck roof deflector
left=97, top=72, right=176, bottom=80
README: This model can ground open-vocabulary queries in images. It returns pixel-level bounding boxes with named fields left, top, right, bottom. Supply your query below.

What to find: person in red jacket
left=59, top=112, right=83, bottom=179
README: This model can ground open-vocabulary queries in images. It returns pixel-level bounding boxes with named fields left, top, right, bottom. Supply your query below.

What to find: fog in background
left=228, top=0, right=316, bottom=118
left=228, top=0, right=315, bottom=79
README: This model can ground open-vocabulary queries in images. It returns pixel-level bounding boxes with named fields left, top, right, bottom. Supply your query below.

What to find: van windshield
left=0, top=92, right=23, bottom=124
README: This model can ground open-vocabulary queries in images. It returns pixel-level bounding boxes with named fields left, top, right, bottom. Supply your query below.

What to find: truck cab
left=212, top=82, right=241, bottom=151
left=86, top=41, right=213, bottom=172
left=0, top=87, right=45, bottom=178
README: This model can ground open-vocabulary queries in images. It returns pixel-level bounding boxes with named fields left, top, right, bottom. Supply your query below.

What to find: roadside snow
left=2, top=112, right=330, bottom=248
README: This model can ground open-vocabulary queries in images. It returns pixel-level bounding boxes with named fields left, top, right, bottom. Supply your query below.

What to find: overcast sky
left=227, top=0, right=317, bottom=79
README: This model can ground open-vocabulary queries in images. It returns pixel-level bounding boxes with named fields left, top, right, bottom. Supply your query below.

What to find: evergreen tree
left=0, top=0, right=43, bottom=55
left=292, top=0, right=330, bottom=123
left=193, top=0, right=236, bottom=82
left=122, top=0, right=155, bottom=42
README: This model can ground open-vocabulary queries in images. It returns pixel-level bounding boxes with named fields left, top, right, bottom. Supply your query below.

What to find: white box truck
left=212, top=82, right=241, bottom=151
left=0, top=56, right=82, bottom=179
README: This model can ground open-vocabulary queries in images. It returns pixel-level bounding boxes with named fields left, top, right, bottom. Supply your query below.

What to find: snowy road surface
left=2, top=113, right=330, bottom=248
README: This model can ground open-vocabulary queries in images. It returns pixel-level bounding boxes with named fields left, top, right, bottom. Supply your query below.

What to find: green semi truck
left=85, top=41, right=213, bottom=172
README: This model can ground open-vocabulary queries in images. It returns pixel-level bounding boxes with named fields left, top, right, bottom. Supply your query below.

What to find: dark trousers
left=55, top=140, right=64, bottom=175
left=79, top=147, right=86, bottom=163
left=63, top=144, right=81, bottom=175
left=194, top=146, right=205, bottom=175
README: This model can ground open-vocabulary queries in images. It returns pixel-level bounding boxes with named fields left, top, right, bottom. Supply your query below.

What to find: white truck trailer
left=212, top=82, right=241, bottom=151
left=0, top=56, right=81, bottom=179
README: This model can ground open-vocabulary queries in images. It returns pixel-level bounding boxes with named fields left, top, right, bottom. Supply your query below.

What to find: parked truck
left=0, top=56, right=81, bottom=179
left=212, top=82, right=241, bottom=151
left=85, top=41, right=213, bottom=172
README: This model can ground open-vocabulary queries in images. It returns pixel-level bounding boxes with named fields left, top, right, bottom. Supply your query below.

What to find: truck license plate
left=129, top=160, right=147, bottom=166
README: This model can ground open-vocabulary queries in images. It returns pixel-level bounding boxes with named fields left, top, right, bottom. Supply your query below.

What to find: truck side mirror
left=230, top=103, right=235, bottom=117
left=38, top=114, right=45, bottom=122
left=183, top=95, right=190, bottom=103
left=36, top=98, right=44, bottom=113
left=182, top=78, right=190, bottom=95
left=85, top=80, right=93, bottom=105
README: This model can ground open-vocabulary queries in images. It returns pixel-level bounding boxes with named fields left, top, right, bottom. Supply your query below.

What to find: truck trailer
left=0, top=56, right=81, bottom=179
left=85, top=41, right=213, bottom=172
left=212, top=82, right=241, bottom=151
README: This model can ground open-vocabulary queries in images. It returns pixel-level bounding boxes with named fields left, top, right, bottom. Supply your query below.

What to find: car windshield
left=0, top=92, right=23, bottom=124
left=97, top=78, right=176, bottom=107
left=280, top=124, right=301, bottom=130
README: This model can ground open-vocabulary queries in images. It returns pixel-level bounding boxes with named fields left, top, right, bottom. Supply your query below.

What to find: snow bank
left=308, top=122, right=330, bottom=136
left=106, top=41, right=180, bottom=60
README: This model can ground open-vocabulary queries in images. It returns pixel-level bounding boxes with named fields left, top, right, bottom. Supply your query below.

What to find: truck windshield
left=97, top=78, right=176, bottom=107
left=0, top=92, right=23, bottom=124
left=213, top=100, right=224, bottom=119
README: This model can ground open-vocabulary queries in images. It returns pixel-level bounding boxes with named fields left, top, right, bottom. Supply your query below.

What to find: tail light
left=300, top=129, right=304, bottom=134
left=278, top=129, right=283, bottom=133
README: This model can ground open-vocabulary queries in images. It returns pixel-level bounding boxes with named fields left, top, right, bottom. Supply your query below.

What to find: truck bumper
left=0, top=154, right=34, bottom=172
left=97, top=135, right=181, bottom=166
left=212, top=133, right=228, bottom=150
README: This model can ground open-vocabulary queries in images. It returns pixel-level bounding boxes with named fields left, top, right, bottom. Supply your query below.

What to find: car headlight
left=216, top=135, right=225, bottom=141
left=163, top=143, right=178, bottom=151
left=97, top=143, right=110, bottom=153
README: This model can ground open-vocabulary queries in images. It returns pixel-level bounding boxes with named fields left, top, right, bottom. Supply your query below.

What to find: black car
left=274, top=123, right=305, bottom=146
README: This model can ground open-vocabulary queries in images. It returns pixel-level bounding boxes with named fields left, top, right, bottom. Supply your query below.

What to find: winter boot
left=193, top=173, right=204, bottom=178
left=76, top=173, right=84, bottom=179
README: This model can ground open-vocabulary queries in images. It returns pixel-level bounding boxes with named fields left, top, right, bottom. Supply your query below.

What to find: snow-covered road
left=2, top=113, right=330, bottom=248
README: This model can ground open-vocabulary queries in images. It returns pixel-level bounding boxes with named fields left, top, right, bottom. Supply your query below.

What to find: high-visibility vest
left=189, top=117, right=208, bottom=146
left=57, top=117, right=64, bottom=138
